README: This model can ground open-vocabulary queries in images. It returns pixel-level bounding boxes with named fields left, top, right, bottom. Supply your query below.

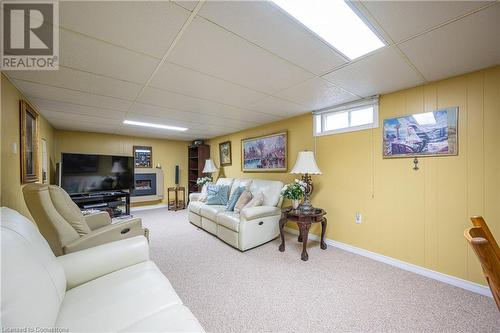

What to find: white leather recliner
left=188, top=178, right=284, bottom=251
left=23, top=183, right=148, bottom=256
left=0, top=207, right=204, bottom=332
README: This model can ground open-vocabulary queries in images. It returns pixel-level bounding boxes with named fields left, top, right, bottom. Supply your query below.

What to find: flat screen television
left=61, top=153, right=134, bottom=194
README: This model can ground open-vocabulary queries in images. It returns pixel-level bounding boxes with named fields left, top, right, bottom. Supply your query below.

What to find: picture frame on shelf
left=241, top=132, right=287, bottom=172
left=20, top=100, right=39, bottom=184
left=219, top=141, right=232, bottom=166
left=133, top=146, right=152, bottom=168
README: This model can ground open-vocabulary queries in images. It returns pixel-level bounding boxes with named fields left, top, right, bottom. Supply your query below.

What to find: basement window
left=313, top=97, right=379, bottom=136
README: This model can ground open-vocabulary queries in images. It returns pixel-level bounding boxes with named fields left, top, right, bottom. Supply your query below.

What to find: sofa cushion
left=226, top=186, right=246, bottom=211
left=49, top=185, right=92, bottom=236
left=249, top=179, right=284, bottom=207
left=215, top=178, right=234, bottom=188
left=216, top=212, right=240, bottom=232
left=206, top=184, right=230, bottom=205
left=229, top=178, right=253, bottom=197
left=56, top=261, right=183, bottom=332
left=199, top=205, right=226, bottom=220
left=198, top=183, right=210, bottom=202
left=188, top=201, right=204, bottom=214
left=234, top=190, right=253, bottom=213
left=243, top=192, right=264, bottom=209
left=1, top=207, right=66, bottom=328
left=119, top=304, right=204, bottom=332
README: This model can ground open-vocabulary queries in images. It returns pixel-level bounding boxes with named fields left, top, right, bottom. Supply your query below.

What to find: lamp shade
left=290, top=151, right=322, bottom=175
left=111, top=161, right=126, bottom=173
left=202, top=159, right=218, bottom=173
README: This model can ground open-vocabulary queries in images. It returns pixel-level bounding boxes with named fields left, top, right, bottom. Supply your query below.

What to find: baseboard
left=130, top=203, right=168, bottom=212
left=284, top=227, right=492, bottom=298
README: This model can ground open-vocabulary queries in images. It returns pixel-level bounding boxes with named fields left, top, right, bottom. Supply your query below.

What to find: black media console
left=70, top=191, right=130, bottom=217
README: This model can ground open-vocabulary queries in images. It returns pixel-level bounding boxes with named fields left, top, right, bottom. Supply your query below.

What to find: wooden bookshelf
left=188, top=144, right=210, bottom=196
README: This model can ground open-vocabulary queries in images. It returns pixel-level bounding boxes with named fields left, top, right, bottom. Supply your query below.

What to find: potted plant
left=280, top=179, right=307, bottom=209
left=196, top=176, right=212, bottom=187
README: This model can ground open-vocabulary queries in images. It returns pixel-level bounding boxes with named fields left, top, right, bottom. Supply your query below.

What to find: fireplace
left=132, top=173, right=156, bottom=196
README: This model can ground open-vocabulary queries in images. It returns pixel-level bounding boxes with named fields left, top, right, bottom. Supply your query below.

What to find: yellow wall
left=1, top=74, right=56, bottom=218
left=209, top=66, right=500, bottom=285
left=54, top=130, right=189, bottom=206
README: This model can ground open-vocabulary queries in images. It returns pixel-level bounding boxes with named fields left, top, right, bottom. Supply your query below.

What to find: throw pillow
left=198, top=183, right=210, bottom=202
left=234, top=190, right=253, bottom=213
left=206, top=184, right=230, bottom=205
left=226, top=186, right=246, bottom=211
left=243, top=192, right=264, bottom=209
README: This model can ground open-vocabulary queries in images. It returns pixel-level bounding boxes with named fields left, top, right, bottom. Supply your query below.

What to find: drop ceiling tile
left=198, top=1, right=347, bottom=74
left=42, top=110, right=120, bottom=126
left=247, top=96, right=309, bottom=117
left=13, top=80, right=132, bottom=111
left=47, top=119, right=118, bottom=132
left=361, top=0, right=490, bottom=42
left=60, top=1, right=190, bottom=58
left=322, top=47, right=424, bottom=97
left=168, top=17, right=314, bottom=94
left=149, top=62, right=266, bottom=108
left=29, top=97, right=126, bottom=120
left=172, top=1, right=199, bottom=12
left=399, top=5, right=500, bottom=82
left=130, top=103, right=252, bottom=132
left=60, top=29, right=159, bottom=84
left=276, top=78, right=359, bottom=111
left=6, top=67, right=141, bottom=100
left=137, top=87, right=279, bottom=124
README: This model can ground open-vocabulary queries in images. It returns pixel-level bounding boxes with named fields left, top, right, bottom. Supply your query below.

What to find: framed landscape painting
left=219, top=141, right=232, bottom=166
left=383, top=107, right=458, bottom=158
left=20, top=100, right=39, bottom=184
left=241, top=132, right=287, bottom=172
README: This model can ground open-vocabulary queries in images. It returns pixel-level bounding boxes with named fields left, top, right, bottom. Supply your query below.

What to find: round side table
left=278, top=207, right=327, bottom=261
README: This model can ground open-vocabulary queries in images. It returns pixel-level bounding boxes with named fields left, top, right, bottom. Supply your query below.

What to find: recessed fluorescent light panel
left=123, top=120, right=188, bottom=132
left=271, top=0, right=385, bottom=59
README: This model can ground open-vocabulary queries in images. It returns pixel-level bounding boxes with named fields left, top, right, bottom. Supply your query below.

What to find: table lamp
left=290, top=151, right=322, bottom=211
left=202, top=159, right=218, bottom=181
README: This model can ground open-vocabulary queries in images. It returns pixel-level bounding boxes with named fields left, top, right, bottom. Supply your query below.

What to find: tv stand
left=70, top=191, right=130, bottom=217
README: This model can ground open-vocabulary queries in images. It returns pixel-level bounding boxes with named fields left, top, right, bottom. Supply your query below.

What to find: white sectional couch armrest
left=189, top=192, right=201, bottom=202
left=241, top=206, right=281, bottom=220
left=57, top=236, right=149, bottom=290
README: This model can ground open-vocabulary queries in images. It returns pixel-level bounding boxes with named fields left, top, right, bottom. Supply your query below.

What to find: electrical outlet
left=355, top=212, right=362, bottom=224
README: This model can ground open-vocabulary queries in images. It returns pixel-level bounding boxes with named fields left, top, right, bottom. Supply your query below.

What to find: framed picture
left=133, top=146, right=152, bottom=168
left=219, top=141, right=232, bottom=166
left=383, top=107, right=458, bottom=158
left=241, top=132, right=287, bottom=172
left=20, top=100, right=39, bottom=184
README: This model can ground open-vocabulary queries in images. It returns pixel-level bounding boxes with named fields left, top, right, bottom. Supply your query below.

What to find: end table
left=168, top=187, right=185, bottom=211
left=278, top=207, right=327, bottom=261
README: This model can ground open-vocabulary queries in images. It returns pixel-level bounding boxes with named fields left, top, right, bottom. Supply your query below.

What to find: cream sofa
left=1, top=207, right=204, bottom=332
left=188, top=178, right=284, bottom=251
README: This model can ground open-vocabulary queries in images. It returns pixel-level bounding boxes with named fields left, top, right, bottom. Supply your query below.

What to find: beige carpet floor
left=134, top=208, right=499, bottom=333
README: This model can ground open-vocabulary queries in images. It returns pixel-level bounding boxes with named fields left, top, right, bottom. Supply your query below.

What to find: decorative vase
left=292, top=199, right=300, bottom=209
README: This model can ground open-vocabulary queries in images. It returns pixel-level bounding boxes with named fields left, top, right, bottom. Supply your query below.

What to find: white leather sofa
left=188, top=178, right=284, bottom=251
left=1, top=207, right=204, bottom=332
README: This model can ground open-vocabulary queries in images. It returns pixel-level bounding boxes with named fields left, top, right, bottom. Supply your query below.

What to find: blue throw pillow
left=206, top=184, right=230, bottom=205
left=226, top=186, right=246, bottom=211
